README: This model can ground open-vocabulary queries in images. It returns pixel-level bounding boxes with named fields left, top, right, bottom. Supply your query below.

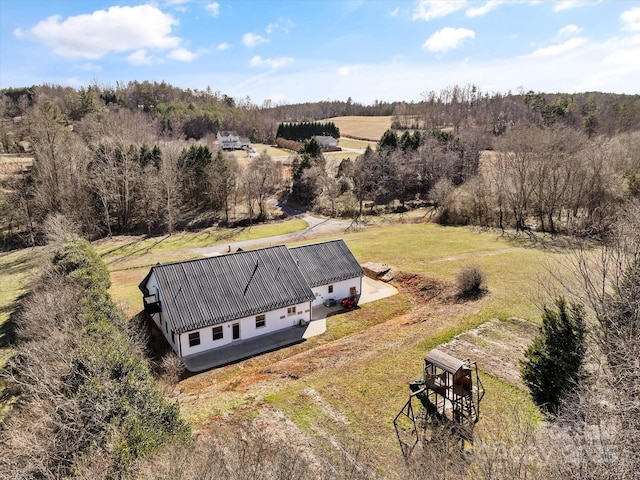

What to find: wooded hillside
left=1, top=82, right=640, bottom=250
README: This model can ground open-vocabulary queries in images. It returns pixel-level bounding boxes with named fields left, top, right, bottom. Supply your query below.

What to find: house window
left=328, top=284, right=334, bottom=294
left=287, top=306, right=296, bottom=316
left=212, top=326, right=223, bottom=340
left=256, top=314, right=266, bottom=328
left=188, top=332, right=200, bottom=347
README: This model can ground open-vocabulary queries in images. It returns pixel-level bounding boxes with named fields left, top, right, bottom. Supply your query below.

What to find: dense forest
left=1, top=81, right=640, bottom=249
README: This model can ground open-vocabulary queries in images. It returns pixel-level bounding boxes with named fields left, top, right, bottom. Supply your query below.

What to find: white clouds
left=167, top=48, right=198, bottom=62
left=413, top=0, right=466, bottom=21
left=423, top=27, right=475, bottom=53
left=621, top=7, right=640, bottom=31
left=389, top=7, right=400, bottom=17
left=28, top=5, right=180, bottom=59
left=553, top=1, right=586, bottom=13
left=205, top=2, right=220, bottom=17
left=75, top=62, right=102, bottom=72
left=529, top=37, right=587, bottom=57
left=127, top=49, right=155, bottom=66
left=559, top=24, right=582, bottom=36
left=243, top=32, right=268, bottom=47
left=250, top=55, right=294, bottom=69
left=466, top=1, right=502, bottom=18
left=217, top=42, right=231, bottom=51
left=266, top=17, right=295, bottom=34
left=337, top=65, right=361, bottom=77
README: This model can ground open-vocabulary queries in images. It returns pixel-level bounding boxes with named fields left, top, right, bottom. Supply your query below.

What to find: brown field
left=323, top=115, right=393, bottom=141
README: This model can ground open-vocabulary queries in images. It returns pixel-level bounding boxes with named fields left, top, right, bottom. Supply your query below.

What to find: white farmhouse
left=217, top=130, right=241, bottom=150
left=139, top=239, right=364, bottom=371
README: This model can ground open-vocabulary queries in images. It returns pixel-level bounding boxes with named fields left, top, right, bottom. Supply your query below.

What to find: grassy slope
left=263, top=223, right=555, bottom=472
left=0, top=248, right=39, bottom=419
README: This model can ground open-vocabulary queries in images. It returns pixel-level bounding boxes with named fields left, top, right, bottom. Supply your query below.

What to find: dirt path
left=195, top=200, right=353, bottom=256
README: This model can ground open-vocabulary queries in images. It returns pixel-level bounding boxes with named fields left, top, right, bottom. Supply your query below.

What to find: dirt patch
left=437, top=317, right=539, bottom=388
left=395, top=271, right=457, bottom=304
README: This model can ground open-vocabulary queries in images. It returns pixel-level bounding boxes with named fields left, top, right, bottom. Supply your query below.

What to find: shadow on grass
left=0, top=293, right=26, bottom=351
left=102, top=235, right=171, bottom=266
left=498, top=230, right=585, bottom=252
left=456, top=288, right=489, bottom=303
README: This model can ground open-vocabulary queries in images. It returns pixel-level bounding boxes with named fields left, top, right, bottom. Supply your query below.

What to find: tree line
left=276, top=121, right=340, bottom=141
left=1, top=99, right=282, bottom=247
left=288, top=128, right=480, bottom=217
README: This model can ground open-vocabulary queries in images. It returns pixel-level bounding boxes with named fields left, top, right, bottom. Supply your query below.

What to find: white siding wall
left=178, top=301, right=311, bottom=357
left=144, top=273, right=181, bottom=354
left=310, top=277, right=363, bottom=306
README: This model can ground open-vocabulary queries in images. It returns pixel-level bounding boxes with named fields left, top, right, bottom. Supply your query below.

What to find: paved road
left=195, top=200, right=354, bottom=257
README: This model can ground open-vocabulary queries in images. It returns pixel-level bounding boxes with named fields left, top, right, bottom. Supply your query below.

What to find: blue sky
left=1, top=0, right=639, bottom=104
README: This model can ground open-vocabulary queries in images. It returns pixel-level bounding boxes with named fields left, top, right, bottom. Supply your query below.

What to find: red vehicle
left=341, top=297, right=356, bottom=309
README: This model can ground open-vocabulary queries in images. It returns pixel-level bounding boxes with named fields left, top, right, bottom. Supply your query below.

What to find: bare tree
left=242, top=152, right=281, bottom=221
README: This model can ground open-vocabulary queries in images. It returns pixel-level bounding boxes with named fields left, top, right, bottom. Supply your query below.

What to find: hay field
left=324, top=115, right=393, bottom=141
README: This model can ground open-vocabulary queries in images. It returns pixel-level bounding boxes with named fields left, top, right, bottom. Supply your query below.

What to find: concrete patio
left=182, top=276, right=398, bottom=371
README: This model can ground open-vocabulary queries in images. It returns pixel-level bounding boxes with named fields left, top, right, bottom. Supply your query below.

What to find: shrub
left=455, top=264, right=487, bottom=298
left=160, top=351, right=185, bottom=386
left=2, top=239, right=190, bottom=478
left=520, top=297, right=586, bottom=416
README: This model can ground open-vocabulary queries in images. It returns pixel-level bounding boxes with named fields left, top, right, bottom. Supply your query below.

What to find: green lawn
left=291, top=222, right=567, bottom=322
left=97, top=217, right=308, bottom=315
left=0, top=249, right=38, bottom=355
left=227, top=143, right=292, bottom=160
left=261, top=222, right=563, bottom=473
left=2, top=215, right=568, bottom=474
left=337, top=138, right=376, bottom=150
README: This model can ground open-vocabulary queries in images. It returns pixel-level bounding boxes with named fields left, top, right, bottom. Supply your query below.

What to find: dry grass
left=324, top=116, right=393, bottom=141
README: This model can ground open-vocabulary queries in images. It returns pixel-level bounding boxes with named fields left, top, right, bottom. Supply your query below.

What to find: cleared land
left=324, top=115, right=393, bottom=141
left=2, top=213, right=573, bottom=476
left=102, top=215, right=565, bottom=476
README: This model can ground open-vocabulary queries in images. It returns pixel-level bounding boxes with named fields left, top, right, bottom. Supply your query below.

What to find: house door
left=232, top=323, right=240, bottom=340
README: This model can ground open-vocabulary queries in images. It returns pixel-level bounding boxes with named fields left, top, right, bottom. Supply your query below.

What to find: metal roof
left=289, top=239, right=365, bottom=288
left=140, top=245, right=315, bottom=334
left=424, top=349, right=465, bottom=374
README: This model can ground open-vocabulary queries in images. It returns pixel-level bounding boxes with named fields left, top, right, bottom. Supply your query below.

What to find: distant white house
left=217, top=130, right=241, bottom=150
left=139, top=239, right=364, bottom=371
left=314, top=135, right=338, bottom=149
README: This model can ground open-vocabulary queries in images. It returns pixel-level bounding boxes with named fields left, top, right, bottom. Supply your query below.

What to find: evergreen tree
left=520, top=297, right=587, bottom=416
left=378, top=129, right=398, bottom=151
left=299, top=137, right=322, bottom=158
